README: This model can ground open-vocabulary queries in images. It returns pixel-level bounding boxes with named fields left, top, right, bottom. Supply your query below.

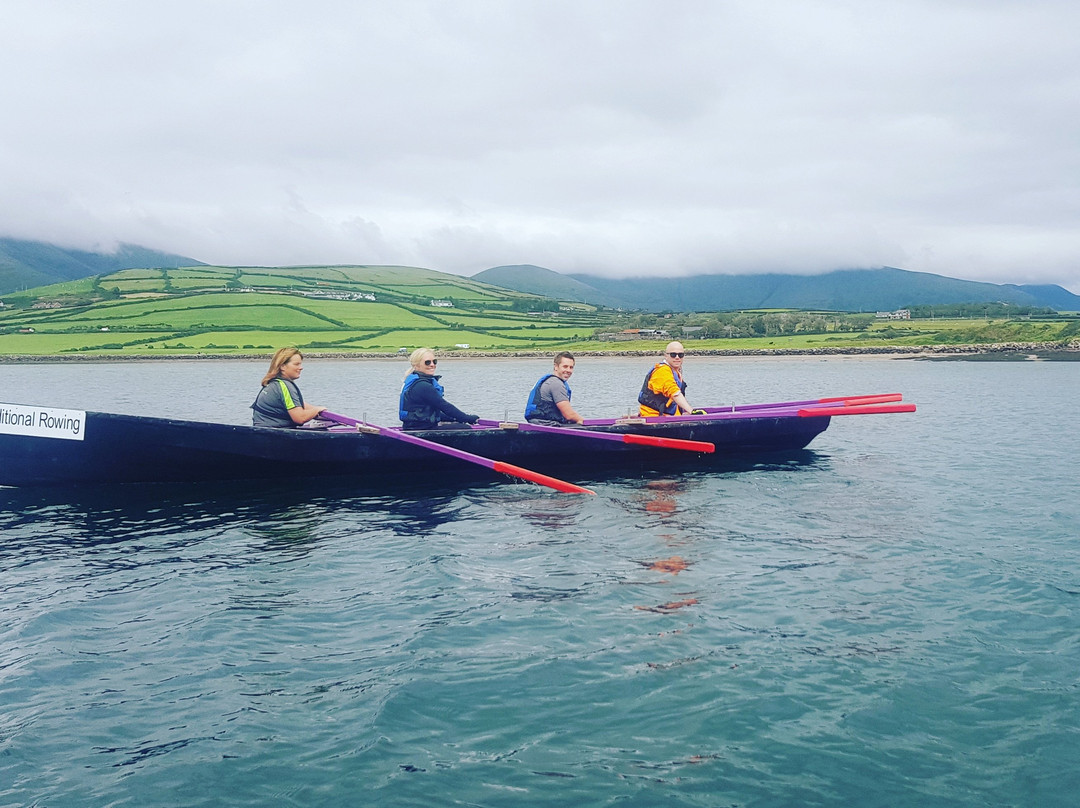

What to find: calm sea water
left=2, top=356, right=1078, bottom=807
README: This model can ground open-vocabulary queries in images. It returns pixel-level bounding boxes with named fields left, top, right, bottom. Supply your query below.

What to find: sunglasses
left=667, top=352, right=685, bottom=358
left=423, top=359, right=438, bottom=366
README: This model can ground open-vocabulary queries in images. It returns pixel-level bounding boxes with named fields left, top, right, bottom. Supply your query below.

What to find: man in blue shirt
left=525, top=352, right=584, bottom=425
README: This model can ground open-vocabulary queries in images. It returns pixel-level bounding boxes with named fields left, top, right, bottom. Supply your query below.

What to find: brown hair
left=261, top=347, right=301, bottom=387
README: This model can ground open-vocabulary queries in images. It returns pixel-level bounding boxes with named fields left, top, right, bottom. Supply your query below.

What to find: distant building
left=300, top=290, right=376, bottom=301
left=875, top=309, right=911, bottom=320
left=598, top=328, right=671, bottom=342
left=430, top=299, right=453, bottom=307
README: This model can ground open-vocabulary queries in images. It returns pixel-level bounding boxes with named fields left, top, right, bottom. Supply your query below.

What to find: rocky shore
left=2, top=340, right=1078, bottom=363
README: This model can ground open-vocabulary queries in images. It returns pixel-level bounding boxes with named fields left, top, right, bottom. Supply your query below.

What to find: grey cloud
left=2, top=1, right=1078, bottom=290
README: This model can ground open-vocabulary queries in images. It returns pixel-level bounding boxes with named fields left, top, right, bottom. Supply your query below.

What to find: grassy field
left=1, top=264, right=1077, bottom=357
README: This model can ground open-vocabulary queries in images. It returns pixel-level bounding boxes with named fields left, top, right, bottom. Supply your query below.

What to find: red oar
left=476, top=419, right=714, bottom=453
left=797, top=402, right=917, bottom=417
left=321, top=412, right=595, bottom=495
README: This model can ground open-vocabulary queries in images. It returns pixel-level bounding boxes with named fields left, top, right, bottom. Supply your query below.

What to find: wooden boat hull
left=0, top=407, right=830, bottom=488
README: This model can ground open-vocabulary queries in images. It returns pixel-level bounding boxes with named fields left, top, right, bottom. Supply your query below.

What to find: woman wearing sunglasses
left=399, top=347, right=481, bottom=430
left=638, top=341, right=701, bottom=417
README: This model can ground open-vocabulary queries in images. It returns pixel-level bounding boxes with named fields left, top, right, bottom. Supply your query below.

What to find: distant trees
left=509, top=298, right=560, bottom=312
left=906, top=302, right=1053, bottom=319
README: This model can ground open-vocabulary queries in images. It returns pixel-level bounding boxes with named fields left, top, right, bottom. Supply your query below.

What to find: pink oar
left=798, top=402, right=917, bottom=417
left=702, top=393, right=903, bottom=414
left=476, top=419, right=715, bottom=453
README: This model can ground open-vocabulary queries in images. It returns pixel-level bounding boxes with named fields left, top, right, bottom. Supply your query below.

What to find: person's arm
left=670, top=391, right=692, bottom=414
left=288, top=402, right=327, bottom=425
left=436, top=396, right=479, bottom=423
left=279, top=379, right=326, bottom=425
left=658, top=367, right=692, bottom=414
left=415, top=383, right=478, bottom=424
left=555, top=399, right=584, bottom=424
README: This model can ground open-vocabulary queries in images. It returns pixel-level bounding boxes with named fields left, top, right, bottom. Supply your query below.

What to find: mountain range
left=2, top=236, right=1077, bottom=312
left=472, top=265, right=1080, bottom=312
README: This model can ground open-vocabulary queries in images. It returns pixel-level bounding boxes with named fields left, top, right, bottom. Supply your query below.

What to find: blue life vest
left=524, top=374, right=572, bottom=422
left=400, top=372, right=446, bottom=425
left=637, top=363, right=686, bottom=415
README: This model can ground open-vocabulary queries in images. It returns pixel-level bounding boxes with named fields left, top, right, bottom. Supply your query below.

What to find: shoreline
left=2, top=341, right=1078, bottom=363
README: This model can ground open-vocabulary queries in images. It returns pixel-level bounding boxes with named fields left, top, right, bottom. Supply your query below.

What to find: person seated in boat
left=638, top=341, right=705, bottom=417
left=525, top=351, right=584, bottom=425
left=251, top=347, right=327, bottom=428
left=399, top=348, right=480, bottom=430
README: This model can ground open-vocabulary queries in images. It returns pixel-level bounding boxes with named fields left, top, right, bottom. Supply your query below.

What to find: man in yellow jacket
left=638, top=341, right=700, bottom=417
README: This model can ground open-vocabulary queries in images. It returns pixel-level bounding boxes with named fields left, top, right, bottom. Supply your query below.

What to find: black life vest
left=637, top=363, right=686, bottom=415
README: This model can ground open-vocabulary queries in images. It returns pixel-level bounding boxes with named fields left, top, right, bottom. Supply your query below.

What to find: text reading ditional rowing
left=0, top=404, right=86, bottom=441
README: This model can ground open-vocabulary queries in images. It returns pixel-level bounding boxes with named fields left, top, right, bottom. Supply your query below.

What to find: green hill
left=0, top=237, right=204, bottom=295
left=472, top=265, right=1080, bottom=313
left=2, top=262, right=1077, bottom=358
left=0, top=264, right=608, bottom=356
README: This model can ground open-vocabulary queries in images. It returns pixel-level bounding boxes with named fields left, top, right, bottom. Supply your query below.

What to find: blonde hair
left=261, top=346, right=301, bottom=387
left=408, top=347, right=434, bottom=371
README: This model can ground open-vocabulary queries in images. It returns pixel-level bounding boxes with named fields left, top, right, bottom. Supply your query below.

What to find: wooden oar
left=701, top=393, right=903, bottom=414
left=321, top=412, right=595, bottom=495
left=476, top=419, right=715, bottom=453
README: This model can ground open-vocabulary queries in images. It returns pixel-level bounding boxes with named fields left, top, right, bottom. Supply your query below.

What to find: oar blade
left=822, top=393, right=904, bottom=406
left=798, top=403, right=917, bottom=417
left=622, top=434, right=715, bottom=453
left=492, top=461, right=596, bottom=494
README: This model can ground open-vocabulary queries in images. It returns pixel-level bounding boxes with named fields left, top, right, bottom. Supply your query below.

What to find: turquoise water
left=2, top=357, right=1078, bottom=806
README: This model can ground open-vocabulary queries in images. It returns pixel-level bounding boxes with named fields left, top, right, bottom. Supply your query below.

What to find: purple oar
left=584, top=408, right=804, bottom=427
left=701, top=393, right=903, bottom=414
left=321, top=412, right=594, bottom=495
left=583, top=398, right=914, bottom=427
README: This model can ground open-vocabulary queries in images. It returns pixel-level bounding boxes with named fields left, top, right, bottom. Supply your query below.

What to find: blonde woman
left=251, top=347, right=326, bottom=428
left=399, top=348, right=479, bottom=430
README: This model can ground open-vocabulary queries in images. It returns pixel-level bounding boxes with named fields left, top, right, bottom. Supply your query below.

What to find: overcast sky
left=3, top=1, right=1078, bottom=289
